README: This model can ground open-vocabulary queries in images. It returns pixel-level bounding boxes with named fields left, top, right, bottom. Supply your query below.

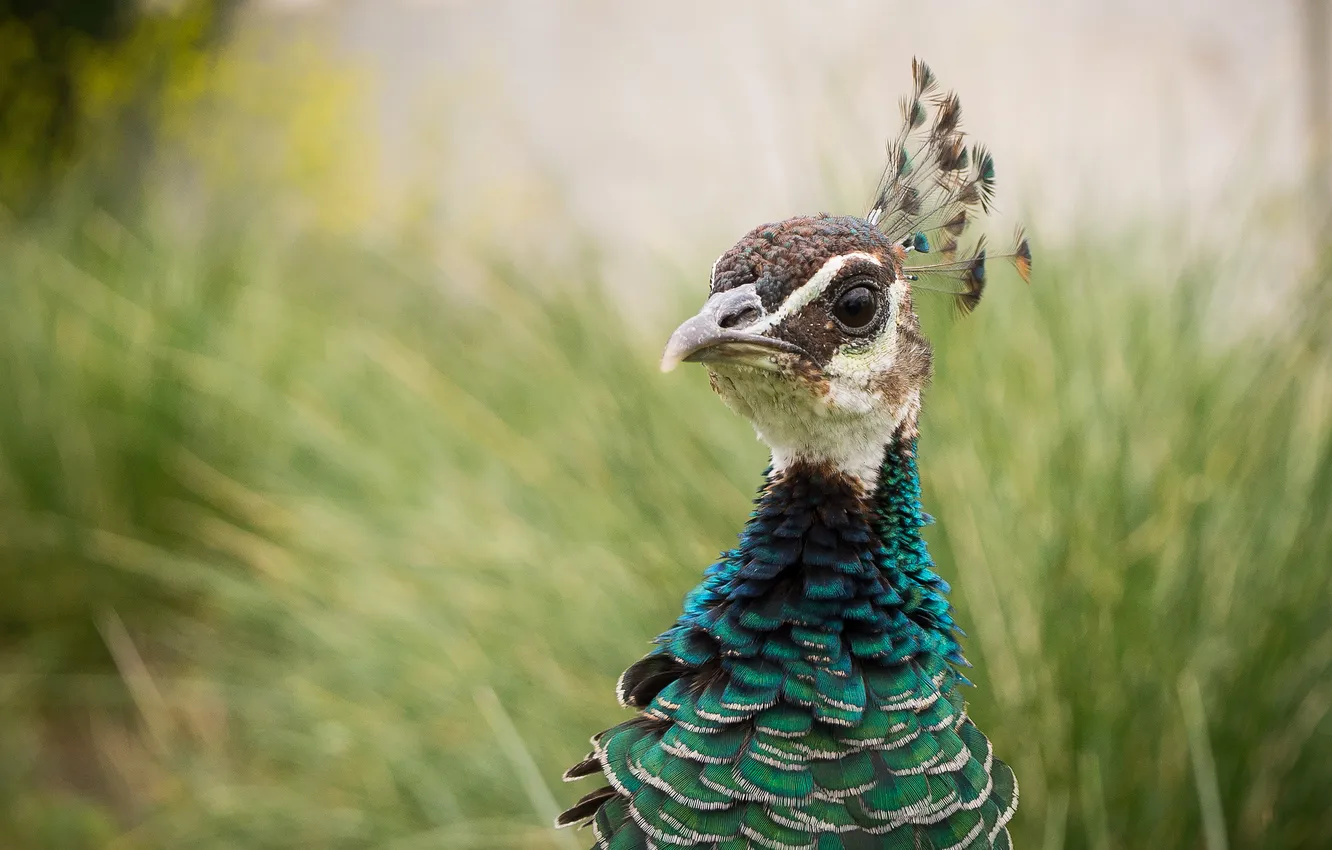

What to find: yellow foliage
left=157, top=32, right=381, bottom=234
left=0, top=4, right=381, bottom=234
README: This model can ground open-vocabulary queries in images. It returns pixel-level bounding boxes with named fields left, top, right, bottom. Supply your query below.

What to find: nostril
left=719, top=306, right=760, bottom=329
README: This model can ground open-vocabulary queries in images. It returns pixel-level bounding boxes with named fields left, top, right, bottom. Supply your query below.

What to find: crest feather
left=867, top=59, right=1032, bottom=315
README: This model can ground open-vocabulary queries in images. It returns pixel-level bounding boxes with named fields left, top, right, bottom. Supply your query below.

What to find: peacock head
left=658, top=60, right=1032, bottom=486
left=661, top=214, right=935, bottom=484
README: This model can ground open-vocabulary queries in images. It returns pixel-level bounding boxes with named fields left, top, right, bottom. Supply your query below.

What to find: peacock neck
left=651, top=437, right=966, bottom=728
left=742, top=438, right=961, bottom=665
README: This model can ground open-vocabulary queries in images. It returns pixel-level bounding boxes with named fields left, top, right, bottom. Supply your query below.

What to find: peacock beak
left=660, top=288, right=805, bottom=373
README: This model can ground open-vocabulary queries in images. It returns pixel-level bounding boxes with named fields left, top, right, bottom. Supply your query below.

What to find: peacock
left=557, top=59, right=1032, bottom=850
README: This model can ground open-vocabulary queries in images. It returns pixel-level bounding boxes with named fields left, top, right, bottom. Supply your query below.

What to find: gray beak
left=660, top=286, right=805, bottom=372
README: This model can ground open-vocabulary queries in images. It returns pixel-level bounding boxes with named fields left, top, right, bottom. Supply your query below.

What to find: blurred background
left=2, top=1, right=1330, bottom=848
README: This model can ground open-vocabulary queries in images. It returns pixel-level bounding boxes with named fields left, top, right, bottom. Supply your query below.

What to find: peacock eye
left=832, top=285, right=879, bottom=332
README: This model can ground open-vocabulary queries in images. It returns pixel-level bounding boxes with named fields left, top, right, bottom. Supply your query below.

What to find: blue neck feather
left=642, top=438, right=967, bottom=727
left=569, top=437, right=1018, bottom=849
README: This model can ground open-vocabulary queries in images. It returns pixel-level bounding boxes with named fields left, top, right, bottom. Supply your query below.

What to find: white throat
left=762, top=387, right=919, bottom=488
left=709, top=363, right=920, bottom=489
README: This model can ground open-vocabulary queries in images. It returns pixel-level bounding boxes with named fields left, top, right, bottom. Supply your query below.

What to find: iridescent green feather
left=561, top=438, right=1017, bottom=849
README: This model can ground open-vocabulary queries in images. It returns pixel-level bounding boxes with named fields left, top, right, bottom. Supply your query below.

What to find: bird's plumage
left=560, top=59, right=1027, bottom=849
left=867, top=59, right=1030, bottom=316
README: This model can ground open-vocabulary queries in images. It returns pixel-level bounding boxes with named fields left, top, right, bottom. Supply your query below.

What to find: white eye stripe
left=748, top=252, right=882, bottom=334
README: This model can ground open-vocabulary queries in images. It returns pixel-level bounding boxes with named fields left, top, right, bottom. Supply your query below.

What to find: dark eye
left=832, top=285, right=879, bottom=331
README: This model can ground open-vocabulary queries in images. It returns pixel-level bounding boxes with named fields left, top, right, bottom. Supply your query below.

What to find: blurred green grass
left=1, top=192, right=1330, bottom=850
